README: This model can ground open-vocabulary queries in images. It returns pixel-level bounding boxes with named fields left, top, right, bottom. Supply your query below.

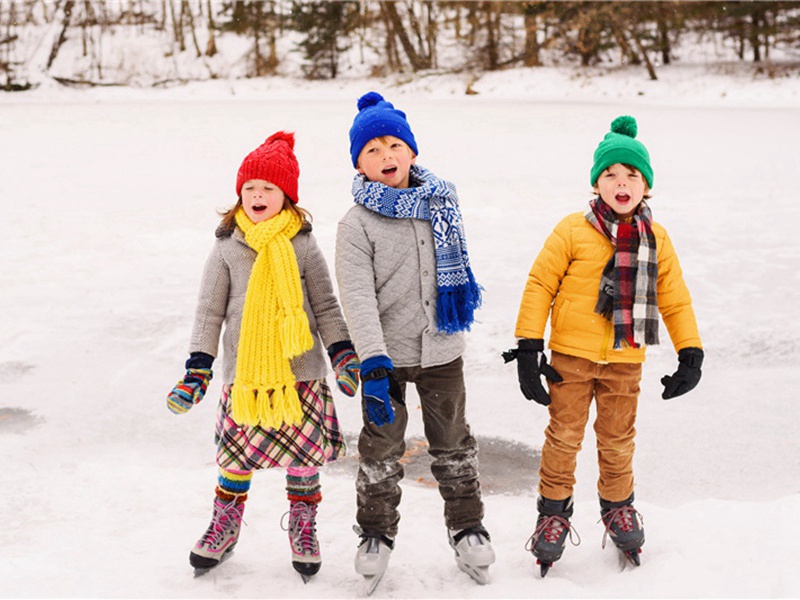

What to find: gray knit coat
left=189, top=221, right=350, bottom=384
left=335, top=204, right=465, bottom=368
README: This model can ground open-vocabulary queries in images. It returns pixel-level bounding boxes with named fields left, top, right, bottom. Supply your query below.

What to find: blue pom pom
left=357, top=91, right=384, bottom=111
left=611, top=115, right=637, bottom=138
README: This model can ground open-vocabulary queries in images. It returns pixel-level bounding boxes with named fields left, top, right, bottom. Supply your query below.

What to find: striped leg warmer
left=216, top=467, right=253, bottom=504
left=286, top=466, right=321, bottom=505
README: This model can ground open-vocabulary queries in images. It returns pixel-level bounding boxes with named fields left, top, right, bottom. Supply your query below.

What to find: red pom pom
left=265, top=131, right=295, bottom=150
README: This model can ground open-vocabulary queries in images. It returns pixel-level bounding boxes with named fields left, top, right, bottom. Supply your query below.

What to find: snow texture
left=1, top=66, right=800, bottom=598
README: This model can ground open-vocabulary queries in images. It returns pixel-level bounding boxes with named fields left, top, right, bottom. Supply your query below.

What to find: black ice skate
left=525, top=496, right=580, bottom=577
left=600, top=494, right=645, bottom=566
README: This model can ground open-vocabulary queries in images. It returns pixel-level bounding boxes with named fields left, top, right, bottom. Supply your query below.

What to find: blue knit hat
left=590, top=116, right=654, bottom=189
left=349, top=91, right=418, bottom=167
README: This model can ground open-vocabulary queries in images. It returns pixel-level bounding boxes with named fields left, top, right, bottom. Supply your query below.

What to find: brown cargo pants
left=538, top=351, right=643, bottom=503
left=355, top=357, right=485, bottom=537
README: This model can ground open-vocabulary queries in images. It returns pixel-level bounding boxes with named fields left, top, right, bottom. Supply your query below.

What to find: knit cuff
left=327, top=340, right=355, bottom=360
left=215, top=488, right=248, bottom=504
left=360, top=355, right=393, bottom=378
left=186, top=352, right=215, bottom=369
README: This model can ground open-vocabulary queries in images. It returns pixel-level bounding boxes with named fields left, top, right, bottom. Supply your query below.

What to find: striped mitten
left=329, top=342, right=360, bottom=397
left=167, top=368, right=213, bottom=414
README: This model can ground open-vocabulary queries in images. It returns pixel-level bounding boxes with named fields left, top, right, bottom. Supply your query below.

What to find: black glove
left=502, top=339, right=563, bottom=406
left=661, top=347, right=704, bottom=400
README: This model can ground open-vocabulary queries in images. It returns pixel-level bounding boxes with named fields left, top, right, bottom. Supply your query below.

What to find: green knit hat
left=590, top=116, right=653, bottom=189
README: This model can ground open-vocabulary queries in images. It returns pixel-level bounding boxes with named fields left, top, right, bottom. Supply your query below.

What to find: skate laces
left=201, top=499, right=244, bottom=547
left=525, top=515, right=581, bottom=551
left=281, top=502, right=318, bottom=556
left=600, top=504, right=643, bottom=548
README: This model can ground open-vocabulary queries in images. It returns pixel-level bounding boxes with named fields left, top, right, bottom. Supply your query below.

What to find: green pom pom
left=611, top=115, right=637, bottom=138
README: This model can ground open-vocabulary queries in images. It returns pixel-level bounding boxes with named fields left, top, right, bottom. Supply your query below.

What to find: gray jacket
left=189, top=221, right=350, bottom=384
left=335, top=204, right=465, bottom=368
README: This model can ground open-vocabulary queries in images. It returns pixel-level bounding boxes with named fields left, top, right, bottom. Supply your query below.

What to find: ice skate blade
left=362, top=573, right=385, bottom=596
left=538, top=560, right=552, bottom=577
left=624, top=548, right=642, bottom=566
left=615, top=547, right=642, bottom=570
left=457, top=562, right=490, bottom=585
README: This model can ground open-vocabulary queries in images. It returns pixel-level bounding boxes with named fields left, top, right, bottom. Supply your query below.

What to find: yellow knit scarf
left=231, top=208, right=314, bottom=429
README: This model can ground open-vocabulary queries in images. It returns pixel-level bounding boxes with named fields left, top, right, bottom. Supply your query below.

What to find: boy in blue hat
left=336, top=92, right=494, bottom=590
left=506, top=116, right=703, bottom=576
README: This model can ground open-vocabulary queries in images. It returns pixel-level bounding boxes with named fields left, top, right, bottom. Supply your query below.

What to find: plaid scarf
left=352, top=165, right=482, bottom=334
left=585, top=197, right=659, bottom=349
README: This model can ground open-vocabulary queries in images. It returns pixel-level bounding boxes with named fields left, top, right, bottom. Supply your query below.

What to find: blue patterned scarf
left=351, top=165, right=482, bottom=333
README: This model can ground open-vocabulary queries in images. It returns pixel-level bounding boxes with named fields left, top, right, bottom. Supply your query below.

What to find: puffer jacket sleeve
left=656, top=227, right=702, bottom=351
left=336, top=215, right=387, bottom=361
left=189, top=242, right=230, bottom=358
left=299, top=232, right=350, bottom=348
left=515, top=216, right=573, bottom=339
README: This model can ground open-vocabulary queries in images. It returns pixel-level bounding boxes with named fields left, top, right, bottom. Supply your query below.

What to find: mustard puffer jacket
left=514, top=211, right=702, bottom=363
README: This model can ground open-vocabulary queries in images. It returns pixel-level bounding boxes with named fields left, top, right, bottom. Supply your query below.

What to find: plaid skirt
left=214, top=379, right=345, bottom=471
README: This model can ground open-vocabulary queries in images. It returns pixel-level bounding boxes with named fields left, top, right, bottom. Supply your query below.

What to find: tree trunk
left=631, top=28, right=657, bottom=80
left=484, top=1, right=499, bottom=70
left=656, top=8, right=671, bottom=65
left=182, top=0, right=202, bottom=58
left=424, top=1, right=437, bottom=70
left=380, top=1, right=429, bottom=71
left=749, top=6, right=764, bottom=62
left=614, top=27, right=639, bottom=65
left=204, top=0, right=217, bottom=57
left=378, top=2, right=400, bottom=72
left=46, top=0, right=75, bottom=69
left=523, top=8, right=541, bottom=67
left=167, top=0, right=185, bottom=52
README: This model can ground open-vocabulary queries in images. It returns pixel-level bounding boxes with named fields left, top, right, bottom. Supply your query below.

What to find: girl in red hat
left=166, top=131, right=360, bottom=582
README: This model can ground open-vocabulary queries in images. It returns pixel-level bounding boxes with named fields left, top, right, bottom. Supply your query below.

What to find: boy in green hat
left=505, top=116, right=703, bottom=576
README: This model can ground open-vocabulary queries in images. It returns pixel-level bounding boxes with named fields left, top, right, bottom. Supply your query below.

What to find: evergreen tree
left=291, top=0, right=358, bottom=79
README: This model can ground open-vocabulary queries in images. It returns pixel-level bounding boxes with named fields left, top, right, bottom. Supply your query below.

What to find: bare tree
left=46, top=0, right=75, bottom=69
left=380, top=0, right=432, bottom=71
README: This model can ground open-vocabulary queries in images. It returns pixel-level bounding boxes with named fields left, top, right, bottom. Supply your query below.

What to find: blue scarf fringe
left=435, top=270, right=483, bottom=334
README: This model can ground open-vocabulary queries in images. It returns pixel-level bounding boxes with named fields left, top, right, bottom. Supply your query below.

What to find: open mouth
left=252, top=204, right=267, bottom=213
left=381, top=166, right=398, bottom=175
left=615, top=193, right=631, bottom=203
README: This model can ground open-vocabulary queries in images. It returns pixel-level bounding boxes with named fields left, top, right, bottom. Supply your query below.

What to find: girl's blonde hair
left=219, top=195, right=313, bottom=230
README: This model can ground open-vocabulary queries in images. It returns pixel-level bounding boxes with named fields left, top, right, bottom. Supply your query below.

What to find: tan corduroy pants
left=538, top=351, right=643, bottom=503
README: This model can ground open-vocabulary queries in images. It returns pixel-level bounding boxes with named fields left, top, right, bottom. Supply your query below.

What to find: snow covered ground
left=2, top=66, right=800, bottom=598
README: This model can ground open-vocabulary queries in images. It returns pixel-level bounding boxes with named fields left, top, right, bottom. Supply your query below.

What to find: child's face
left=241, top=179, right=285, bottom=223
left=356, top=136, right=416, bottom=189
left=593, top=163, right=648, bottom=219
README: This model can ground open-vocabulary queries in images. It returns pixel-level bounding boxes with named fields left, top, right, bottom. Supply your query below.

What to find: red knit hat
left=235, top=131, right=300, bottom=203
